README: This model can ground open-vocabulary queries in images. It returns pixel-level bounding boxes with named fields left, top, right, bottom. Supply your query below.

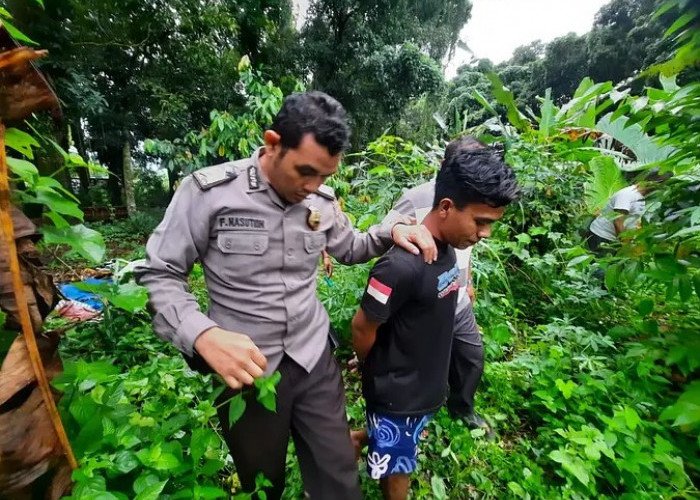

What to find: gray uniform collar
left=248, top=147, right=286, bottom=209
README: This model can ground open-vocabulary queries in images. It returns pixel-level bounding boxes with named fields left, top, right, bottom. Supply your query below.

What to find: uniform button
left=225, top=241, right=231, bottom=249
left=254, top=243, right=261, bottom=251
left=287, top=249, right=293, bottom=257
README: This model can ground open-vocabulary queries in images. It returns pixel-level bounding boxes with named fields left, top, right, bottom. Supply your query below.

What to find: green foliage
left=33, top=4, right=700, bottom=499
left=6, top=125, right=107, bottom=263
left=14, top=0, right=299, bottom=202
left=144, top=60, right=291, bottom=182
left=301, top=0, right=469, bottom=147
left=584, top=157, right=626, bottom=212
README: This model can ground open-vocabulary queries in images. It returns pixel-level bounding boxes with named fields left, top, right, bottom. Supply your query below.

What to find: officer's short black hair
left=271, top=91, right=350, bottom=156
left=434, top=148, right=520, bottom=209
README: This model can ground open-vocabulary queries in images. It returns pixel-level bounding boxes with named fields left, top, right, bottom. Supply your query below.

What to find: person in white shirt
left=587, top=170, right=669, bottom=256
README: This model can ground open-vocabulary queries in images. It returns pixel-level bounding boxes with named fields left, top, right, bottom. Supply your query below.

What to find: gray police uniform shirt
left=383, top=180, right=473, bottom=315
left=136, top=148, right=395, bottom=375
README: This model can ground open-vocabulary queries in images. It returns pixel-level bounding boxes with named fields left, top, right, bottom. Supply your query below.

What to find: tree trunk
left=122, top=140, right=136, bottom=216
left=97, top=144, right=123, bottom=207
left=72, top=121, right=90, bottom=196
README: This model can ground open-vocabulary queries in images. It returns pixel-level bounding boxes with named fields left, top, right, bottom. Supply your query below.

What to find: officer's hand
left=322, top=250, right=334, bottom=278
left=391, top=224, right=438, bottom=264
left=194, top=327, right=267, bottom=390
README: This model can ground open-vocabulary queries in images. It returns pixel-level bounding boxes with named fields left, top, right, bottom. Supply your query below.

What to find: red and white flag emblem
left=367, top=277, right=392, bottom=305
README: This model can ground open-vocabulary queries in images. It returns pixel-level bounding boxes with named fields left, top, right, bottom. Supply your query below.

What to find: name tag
left=217, top=217, right=266, bottom=230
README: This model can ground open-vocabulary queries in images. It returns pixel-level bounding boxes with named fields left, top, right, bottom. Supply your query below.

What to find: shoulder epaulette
left=192, top=161, right=243, bottom=191
left=316, top=184, right=336, bottom=200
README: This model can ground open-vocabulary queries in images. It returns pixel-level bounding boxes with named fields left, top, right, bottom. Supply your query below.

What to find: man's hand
left=467, top=283, right=476, bottom=303
left=194, top=327, right=267, bottom=390
left=391, top=224, right=437, bottom=264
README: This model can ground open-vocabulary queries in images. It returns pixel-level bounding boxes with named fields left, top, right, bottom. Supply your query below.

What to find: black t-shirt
left=360, top=239, right=459, bottom=416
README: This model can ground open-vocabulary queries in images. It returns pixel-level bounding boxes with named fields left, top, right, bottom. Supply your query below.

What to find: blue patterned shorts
left=365, top=411, right=433, bottom=479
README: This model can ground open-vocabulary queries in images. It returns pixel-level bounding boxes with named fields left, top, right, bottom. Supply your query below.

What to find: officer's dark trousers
left=216, top=343, right=361, bottom=500
left=446, top=303, right=484, bottom=417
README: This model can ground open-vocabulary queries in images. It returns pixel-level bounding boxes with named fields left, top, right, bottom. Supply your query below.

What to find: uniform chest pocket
left=217, top=232, right=269, bottom=255
left=303, top=232, right=327, bottom=254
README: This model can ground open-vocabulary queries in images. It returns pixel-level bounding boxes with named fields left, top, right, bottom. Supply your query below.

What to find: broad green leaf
left=7, top=157, right=38, bottom=182
left=255, top=371, right=282, bottom=412
left=5, top=128, right=39, bottom=159
left=109, top=282, right=148, bottom=313
left=623, top=406, right=642, bottom=430
left=228, top=393, right=246, bottom=428
left=596, top=113, right=675, bottom=167
left=555, top=379, right=577, bottom=399
left=113, top=450, right=139, bottom=474
left=584, top=156, right=626, bottom=212
left=0, top=19, right=36, bottom=44
left=549, top=449, right=590, bottom=486
left=430, top=476, right=448, bottom=500
left=133, top=474, right=161, bottom=495
left=155, top=453, right=181, bottom=470
left=191, top=428, right=212, bottom=464
left=659, top=74, right=679, bottom=91
left=42, top=224, right=105, bottom=263
left=487, top=73, right=530, bottom=131
left=489, top=324, right=511, bottom=344
left=538, top=89, right=555, bottom=139
left=568, top=254, right=593, bottom=267
left=664, top=12, right=695, bottom=37
left=194, top=485, right=228, bottom=499
left=605, top=263, right=620, bottom=290
left=471, top=89, right=498, bottom=117
left=134, top=480, right=168, bottom=500
left=637, top=298, right=654, bottom=316
left=33, top=188, right=83, bottom=218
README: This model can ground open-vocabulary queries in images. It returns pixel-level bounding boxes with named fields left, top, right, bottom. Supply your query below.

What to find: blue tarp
left=57, top=277, right=112, bottom=311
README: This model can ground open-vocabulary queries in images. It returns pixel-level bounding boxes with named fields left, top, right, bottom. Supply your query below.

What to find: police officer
left=135, top=91, right=436, bottom=500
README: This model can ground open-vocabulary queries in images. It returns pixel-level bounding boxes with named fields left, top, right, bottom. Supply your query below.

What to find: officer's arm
left=134, top=176, right=217, bottom=356
left=326, top=196, right=436, bottom=264
left=351, top=308, right=381, bottom=361
left=382, top=191, right=418, bottom=224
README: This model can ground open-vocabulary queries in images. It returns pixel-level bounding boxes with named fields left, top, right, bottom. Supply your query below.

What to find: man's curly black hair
left=434, top=148, right=520, bottom=209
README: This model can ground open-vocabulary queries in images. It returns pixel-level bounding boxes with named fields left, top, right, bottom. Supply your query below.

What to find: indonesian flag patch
left=367, top=277, right=392, bottom=305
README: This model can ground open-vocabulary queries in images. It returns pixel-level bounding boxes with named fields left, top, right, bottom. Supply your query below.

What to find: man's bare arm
left=613, top=209, right=629, bottom=236
left=351, top=308, right=382, bottom=361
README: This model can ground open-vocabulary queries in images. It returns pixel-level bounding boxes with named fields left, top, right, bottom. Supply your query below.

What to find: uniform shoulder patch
left=192, top=161, right=243, bottom=191
left=315, top=184, right=336, bottom=200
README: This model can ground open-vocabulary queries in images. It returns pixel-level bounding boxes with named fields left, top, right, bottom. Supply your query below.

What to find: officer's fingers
left=224, top=375, right=243, bottom=391
left=235, top=369, right=255, bottom=386
left=392, top=226, right=420, bottom=256
left=406, top=226, right=437, bottom=263
left=417, top=227, right=438, bottom=263
left=250, top=348, right=268, bottom=371
left=243, top=358, right=265, bottom=379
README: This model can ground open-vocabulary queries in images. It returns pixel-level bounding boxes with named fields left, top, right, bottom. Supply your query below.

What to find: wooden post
left=0, top=122, right=77, bottom=470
